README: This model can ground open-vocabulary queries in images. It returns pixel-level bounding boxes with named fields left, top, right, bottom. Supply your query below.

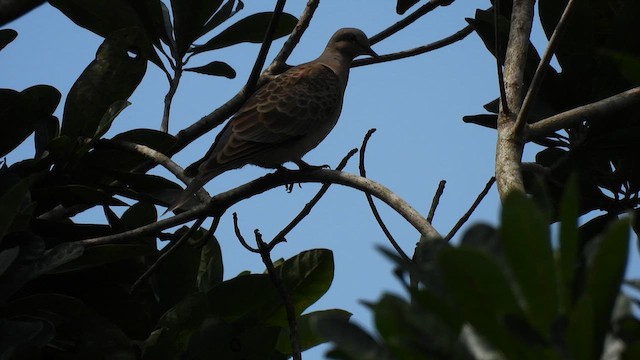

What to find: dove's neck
left=316, top=49, right=353, bottom=88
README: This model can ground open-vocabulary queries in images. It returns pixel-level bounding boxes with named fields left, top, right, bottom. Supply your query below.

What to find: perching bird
left=169, top=28, right=377, bottom=212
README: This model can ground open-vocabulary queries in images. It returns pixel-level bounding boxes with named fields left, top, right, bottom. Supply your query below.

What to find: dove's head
left=328, top=28, right=378, bottom=60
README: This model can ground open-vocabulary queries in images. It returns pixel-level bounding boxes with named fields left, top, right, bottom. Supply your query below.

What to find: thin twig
left=427, top=180, right=446, bottom=223
left=245, top=0, right=287, bottom=93
left=233, top=213, right=259, bottom=252
left=359, top=129, right=411, bottom=262
left=515, top=0, right=577, bottom=133
left=257, top=231, right=301, bottom=360
left=444, top=177, right=495, bottom=242
left=130, top=217, right=206, bottom=292
left=528, top=86, right=640, bottom=139
left=161, top=62, right=182, bottom=132
left=77, top=169, right=442, bottom=247
left=369, top=0, right=454, bottom=45
left=267, top=0, right=319, bottom=74
left=494, top=0, right=509, bottom=113
left=352, top=25, right=473, bottom=67
left=271, top=148, right=358, bottom=244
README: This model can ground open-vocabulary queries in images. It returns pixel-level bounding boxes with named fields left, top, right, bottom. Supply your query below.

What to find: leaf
left=0, top=246, right=19, bottom=276
left=61, top=28, right=147, bottom=139
left=0, top=85, right=61, bottom=157
left=268, top=249, right=334, bottom=324
left=583, top=218, right=630, bottom=357
left=200, top=0, right=239, bottom=37
left=0, top=318, right=55, bottom=359
left=439, top=247, right=525, bottom=358
left=396, top=0, right=419, bottom=15
left=197, top=237, right=223, bottom=292
left=31, top=185, right=127, bottom=207
left=311, top=314, right=389, bottom=360
left=557, top=175, right=579, bottom=311
left=0, top=29, right=17, bottom=52
left=275, top=309, right=352, bottom=354
left=501, top=192, right=558, bottom=337
left=94, top=100, right=131, bottom=139
left=0, top=178, right=31, bottom=240
left=192, top=12, right=298, bottom=54
left=29, top=242, right=84, bottom=278
left=566, top=295, right=594, bottom=360
left=171, top=0, right=224, bottom=56
left=52, top=244, right=154, bottom=273
left=185, top=61, right=236, bottom=78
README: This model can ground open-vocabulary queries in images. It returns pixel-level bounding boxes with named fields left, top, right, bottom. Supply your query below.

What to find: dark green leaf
left=31, top=185, right=126, bottom=207
left=50, top=0, right=143, bottom=38
left=185, top=60, right=236, bottom=78
left=0, top=85, right=61, bottom=157
left=275, top=309, right=352, bottom=354
left=566, top=295, right=594, bottom=360
left=311, top=314, right=389, bottom=360
left=396, top=0, right=419, bottom=15
left=501, top=192, right=558, bottom=336
left=171, top=0, right=223, bottom=56
left=0, top=318, right=55, bottom=358
left=584, top=219, right=630, bottom=356
left=54, top=244, right=154, bottom=273
left=200, top=0, right=238, bottom=37
left=94, top=100, right=130, bottom=139
left=1, top=294, right=136, bottom=359
left=192, top=12, right=298, bottom=54
left=206, top=274, right=279, bottom=324
left=0, top=29, right=17, bottom=51
left=439, top=247, right=525, bottom=358
left=0, top=178, right=30, bottom=239
left=268, top=249, right=334, bottom=325
left=462, top=114, right=497, bottom=129
left=33, top=115, right=60, bottom=158
left=29, top=242, right=84, bottom=278
left=155, top=231, right=201, bottom=309
left=0, top=246, right=19, bottom=276
left=558, top=176, right=579, bottom=310
left=61, top=28, right=147, bottom=139
left=197, top=237, right=223, bottom=292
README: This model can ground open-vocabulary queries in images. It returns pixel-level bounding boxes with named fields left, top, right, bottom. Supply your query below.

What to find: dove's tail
left=164, top=174, right=212, bottom=215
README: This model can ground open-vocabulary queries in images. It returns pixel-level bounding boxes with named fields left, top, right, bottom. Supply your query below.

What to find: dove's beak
left=366, top=47, right=379, bottom=58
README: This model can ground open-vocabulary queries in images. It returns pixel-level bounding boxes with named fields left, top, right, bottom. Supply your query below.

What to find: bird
left=168, top=28, right=378, bottom=212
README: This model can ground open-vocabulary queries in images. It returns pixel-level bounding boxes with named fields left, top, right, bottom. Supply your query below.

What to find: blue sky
left=3, top=1, right=636, bottom=359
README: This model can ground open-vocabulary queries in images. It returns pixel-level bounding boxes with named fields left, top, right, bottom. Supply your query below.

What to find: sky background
left=2, top=1, right=638, bottom=359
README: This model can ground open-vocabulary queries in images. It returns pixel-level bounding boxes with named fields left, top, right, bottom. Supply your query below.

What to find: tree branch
left=77, top=169, right=441, bottom=247
left=359, top=129, right=411, bottom=262
left=515, top=0, right=577, bottom=133
left=352, top=25, right=473, bottom=68
left=427, top=180, right=446, bottom=223
left=130, top=217, right=206, bottom=292
left=527, top=86, right=640, bottom=139
left=369, top=0, right=455, bottom=45
left=245, top=0, right=287, bottom=94
left=444, top=177, right=495, bottom=242
left=495, top=0, right=535, bottom=199
left=271, top=148, right=358, bottom=244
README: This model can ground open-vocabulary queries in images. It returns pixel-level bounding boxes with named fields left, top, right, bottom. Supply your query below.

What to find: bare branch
left=271, top=148, right=358, bottom=244
left=528, top=87, right=640, bottom=139
left=515, top=0, right=577, bottom=133
left=256, top=230, right=301, bottom=360
left=267, top=0, right=319, bottom=73
left=359, top=129, right=411, bottom=262
left=245, top=0, right=287, bottom=94
left=427, top=180, right=446, bottom=223
left=161, top=65, right=182, bottom=132
left=494, top=0, right=509, bottom=112
left=232, top=213, right=259, bottom=253
left=78, top=169, right=442, bottom=247
left=369, top=0, right=455, bottom=45
left=444, top=177, right=495, bottom=242
left=130, top=217, right=206, bottom=292
left=352, top=25, right=473, bottom=68
left=495, top=0, right=535, bottom=199
left=110, top=140, right=211, bottom=204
